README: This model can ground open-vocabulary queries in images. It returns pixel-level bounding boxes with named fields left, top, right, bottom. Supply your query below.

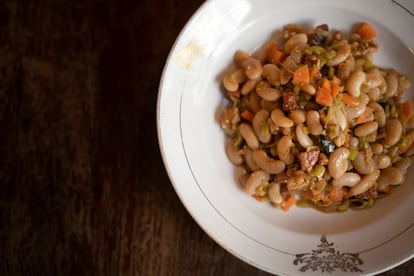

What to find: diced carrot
left=266, top=42, right=280, bottom=53
left=304, top=190, right=321, bottom=201
left=292, top=65, right=310, bottom=85
left=356, top=22, right=377, bottom=40
left=267, top=42, right=285, bottom=65
left=399, top=100, right=413, bottom=123
left=271, top=50, right=285, bottom=65
left=331, top=83, right=342, bottom=98
left=281, top=194, right=296, bottom=211
left=328, top=187, right=344, bottom=204
left=253, top=195, right=268, bottom=202
left=341, top=92, right=359, bottom=107
left=398, top=133, right=414, bottom=153
left=321, top=194, right=331, bottom=205
left=321, top=78, right=331, bottom=90
left=315, top=87, right=332, bottom=106
left=354, top=109, right=372, bottom=125
left=240, top=109, right=254, bottom=122
left=308, top=65, right=320, bottom=81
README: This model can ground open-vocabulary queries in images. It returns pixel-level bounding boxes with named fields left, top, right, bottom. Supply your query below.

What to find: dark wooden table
left=0, top=0, right=412, bottom=275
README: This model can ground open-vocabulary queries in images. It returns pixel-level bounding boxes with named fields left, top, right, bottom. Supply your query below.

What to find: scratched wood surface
left=0, top=1, right=412, bottom=275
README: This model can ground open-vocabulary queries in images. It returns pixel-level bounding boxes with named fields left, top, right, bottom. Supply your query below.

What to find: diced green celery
left=363, top=59, right=373, bottom=71
left=390, top=105, right=398, bottom=118
left=261, top=121, right=269, bottom=136
left=294, top=85, right=301, bottom=94
left=336, top=199, right=350, bottom=212
left=350, top=198, right=375, bottom=210
left=304, top=48, right=312, bottom=55
left=391, top=155, right=402, bottom=164
left=312, top=46, right=326, bottom=55
left=234, top=131, right=243, bottom=149
left=328, top=66, right=336, bottom=79
left=325, top=49, right=336, bottom=60
left=312, top=164, right=326, bottom=180
left=384, top=104, right=391, bottom=119
left=348, top=148, right=358, bottom=160
left=306, top=145, right=320, bottom=152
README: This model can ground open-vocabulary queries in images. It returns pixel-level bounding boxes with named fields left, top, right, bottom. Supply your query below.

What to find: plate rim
left=157, top=0, right=414, bottom=275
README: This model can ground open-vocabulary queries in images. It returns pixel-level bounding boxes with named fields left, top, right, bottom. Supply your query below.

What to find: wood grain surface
left=0, top=0, right=412, bottom=275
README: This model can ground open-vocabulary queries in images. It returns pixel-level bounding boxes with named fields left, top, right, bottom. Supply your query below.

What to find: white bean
left=241, top=78, right=260, bottom=95
left=245, top=170, right=269, bottom=195
left=252, top=109, right=272, bottom=143
left=256, top=87, right=281, bottom=101
left=239, top=123, right=259, bottom=149
left=247, top=92, right=261, bottom=114
left=337, top=62, right=353, bottom=81
left=306, top=110, right=323, bottom=136
left=327, top=44, right=351, bottom=66
left=373, top=154, right=391, bottom=169
left=224, top=68, right=246, bottom=91
left=225, top=139, right=243, bottom=165
left=346, top=105, right=366, bottom=120
left=300, top=83, right=316, bottom=95
left=289, top=110, right=306, bottom=124
left=365, top=67, right=385, bottom=89
left=242, top=57, right=263, bottom=80
left=268, top=182, right=283, bottom=204
left=328, top=106, right=347, bottom=131
left=242, top=146, right=260, bottom=172
left=252, top=149, right=286, bottom=174
left=332, top=172, right=361, bottom=187
left=262, top=64, right=281, bottom=86
left=368, top=102, right=386, bottom=127
left=377, top=167, right=403, bottom=191
left=384, top=119, right=402, bottom=147
left=371, top=143, right=383, bottom=155
left=290, top=42, right=309, bottom=63
left=349, top=170, right=380, bottom=196
left=367, top=87, right=381, bottom=102
left=296, top=123, right=314, bottom=148
left=277, top=135, right=293, bottom=164
left=284, top=33, right=308, bottom=53
left=271, top=109, right=294, bottom=128
left=384, top=70, right=398, bottom=98
left=345, top=70, right=365, bottom=98
left=354, top=121, right=378, bottom=137
left=352, top=151, right=375, bottom=175
left=234, top=50, right=249, bottom=66
left=328, top=147, right=350, bottom=179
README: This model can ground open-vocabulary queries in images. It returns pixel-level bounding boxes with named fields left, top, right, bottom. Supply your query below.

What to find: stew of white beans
left=220, top=23, right=413, bottom=212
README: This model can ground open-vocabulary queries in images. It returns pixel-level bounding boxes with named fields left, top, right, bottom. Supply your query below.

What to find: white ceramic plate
left=157, top=0, right=414, bottom=275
